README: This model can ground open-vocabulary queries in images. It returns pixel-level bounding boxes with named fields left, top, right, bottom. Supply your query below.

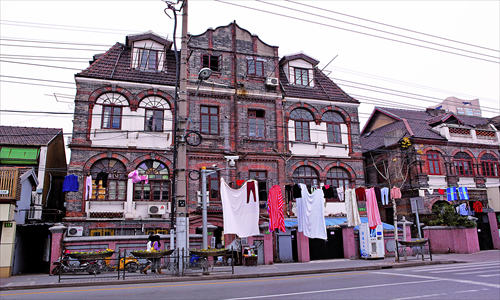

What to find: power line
left=0, top=43, right=109, bottom=52
left=0, top=37, right=112, bottom=47
left=0, top=60, right=83, bottom=71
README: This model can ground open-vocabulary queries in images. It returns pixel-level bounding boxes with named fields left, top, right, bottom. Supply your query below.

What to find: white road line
left=393, top=289, right=481, bottom=300
left=410, top=262, right=500, bottom=272
left=478, top=274, right=500, bottom=278
left=430, top=265, right=500, bottom=274
left=455, top=269, right=500, bottom=275
left=222, top=279, right=440, bottom=300
left=373, top=271, right=500, bottom=289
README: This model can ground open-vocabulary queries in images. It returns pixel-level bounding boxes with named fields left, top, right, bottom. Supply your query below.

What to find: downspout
left=232, top=21, right=239, bottom=156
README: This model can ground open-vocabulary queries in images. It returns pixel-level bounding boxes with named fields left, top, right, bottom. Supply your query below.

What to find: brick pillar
left=296, top=231, right=310, bottom=262
left=487, top=212, right=500, bottom=250
left=49, top=225, right=67, bottom=272
left=342, top=226, right=356, bottom=259
left=263, top=232, right=273, bottom=265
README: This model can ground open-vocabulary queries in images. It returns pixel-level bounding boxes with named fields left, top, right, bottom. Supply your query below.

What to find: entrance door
left=477, top=213, right=493, bottom=250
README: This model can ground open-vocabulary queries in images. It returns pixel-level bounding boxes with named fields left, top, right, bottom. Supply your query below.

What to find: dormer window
left=131, top=41, right=165, bottom=72
left=294, top=68, right=309, bottom=86
left=138, top=49, right=159, bottom=70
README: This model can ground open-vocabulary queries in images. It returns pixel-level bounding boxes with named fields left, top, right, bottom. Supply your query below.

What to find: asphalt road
left=1, top=261, right=499, bottom=300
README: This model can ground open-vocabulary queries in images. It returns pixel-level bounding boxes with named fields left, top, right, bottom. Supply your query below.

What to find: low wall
left=423, top=226, right=479, bottom=254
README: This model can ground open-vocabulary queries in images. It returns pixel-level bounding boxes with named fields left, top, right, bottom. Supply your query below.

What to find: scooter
left=103, top=256, right=139, bottom=273
left=51, top=255, right=100, bottom=275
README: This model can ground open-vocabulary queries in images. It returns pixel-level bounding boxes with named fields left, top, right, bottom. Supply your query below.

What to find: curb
left=0, top=260, right=461, bottom=292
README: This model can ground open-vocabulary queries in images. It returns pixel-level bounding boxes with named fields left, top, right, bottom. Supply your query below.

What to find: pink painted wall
left=296, top=231, right=310, bottom=262
left=263, top=232, right=273, bottom=265
left=424, top=227, right=479, bottom=254
left=49, top=231, right=64, bottom=266
left=487, top=212, right=500, bottom=250
left=342, top=227, right=356, bottom=259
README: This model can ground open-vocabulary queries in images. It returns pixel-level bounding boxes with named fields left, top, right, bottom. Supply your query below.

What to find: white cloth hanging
left=296, top=183, right=327, bottom=240
left=84, top=175, right=92, bottom=200
left=220, top=178, right=260, bottom=238
left=345, top=188, right=361, bottom=227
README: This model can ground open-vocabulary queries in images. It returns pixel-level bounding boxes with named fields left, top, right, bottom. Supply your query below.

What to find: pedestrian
left=140, top=234, right=163, bottom=274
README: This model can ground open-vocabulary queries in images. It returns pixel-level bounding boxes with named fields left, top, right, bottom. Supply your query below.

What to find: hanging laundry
left=322, top=185, right=334, bottom=199
left=374, top=186, right=382, bottom=203
left=438, top=188, right=445, bottom=195
left=380, top=187, right=389, bottom=205
left=458, top=203, right=469, bottom=216
left=336, top=186, right=345, bottom=201
left=220, top=178, right=260, bottom=238
left=84, top=175, right=92, bottom=200
left=236, top=180, right=245, bottom=186
left=292, top=184, right=302, bottom=199
left=267, top=185, right=286, bottom=233
left=95, top=171, right=109, bottom=188
left=426, top=188, right=434, bottom=195
left=296, top=183, right=327, bottom=240
left=391, top=186, right=401, bottom=200
left=418, top=189, right=426, bottom=197
left=344, top=189, right=361, bottom=227
left=355, top=187, right=366, bottom=201
left=458, top=187, right=469, bottom=200
left=364, top=188, right=382, bottom=229
left=62, top=174, right=79, bottom=192
left=446, top=187, right=458, bottom=201
left=472, top=201, right=483, bottom=213
left=128, top=170, right=149, bottom=184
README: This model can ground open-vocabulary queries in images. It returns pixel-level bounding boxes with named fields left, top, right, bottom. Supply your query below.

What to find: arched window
left=322, top=111, right=344, bottom=144
left=453, top=152, right=474, bottom=177
left=96, top=93, right=128, bottom=129
left=481, top=153, right=499, bottom=177
left=140, top=96, right=169, bottom=132
left=292, top=166, right=319, bottom=190
left=90, top=158, right=127, bottom=201
left=426, top=151, right=442, bottom=175
left=290, top=108, right=314, bottom=142
left=325, top=167, right=350, bottom=200
left=134, top=160, right=170, bottom=201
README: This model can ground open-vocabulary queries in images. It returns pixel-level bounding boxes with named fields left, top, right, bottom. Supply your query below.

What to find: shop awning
left=0, top=147, right=40, bottom=164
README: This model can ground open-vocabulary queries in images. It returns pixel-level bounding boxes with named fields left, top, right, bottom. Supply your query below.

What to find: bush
left=423, top=202, right=475, bottom=228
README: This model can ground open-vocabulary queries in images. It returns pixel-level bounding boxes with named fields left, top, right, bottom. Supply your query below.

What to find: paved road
left=1, top=261, right=498, bottom=300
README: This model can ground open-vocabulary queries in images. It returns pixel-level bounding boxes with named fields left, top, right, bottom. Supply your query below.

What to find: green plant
left=423, top=202, right=475, bottom=228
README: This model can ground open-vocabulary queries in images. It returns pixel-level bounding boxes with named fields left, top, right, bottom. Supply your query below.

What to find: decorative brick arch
left=83, top=153, right=130, bottom=173
left=450, top=149, right=477, bottom=164
left=285, top=103, right=321, bottom=124
left=422, top=147, right=448, bottom=160
left=132, top=154, right=173, bottom=177
left=288, top=160, right=321, bottom=179
left=137, top=89, right=175, bottom=111
left=87, top=86, right=134, bottom=109
left=422, top=147, right=448, bottom=175
left=477, top=150, right=500, bottom=161
left=319, top=105, right=351, bottom=123
left=430, top=197, right=449, bottom=210
left=322, top=162, right=356, bottom=181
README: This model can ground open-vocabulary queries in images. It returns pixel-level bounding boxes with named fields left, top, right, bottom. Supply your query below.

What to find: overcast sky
left=1, top=0, right=499, bottom=160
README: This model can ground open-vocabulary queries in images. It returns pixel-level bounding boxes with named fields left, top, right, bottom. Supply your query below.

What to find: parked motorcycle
left=51, top=254, right=100, bottom=275
left=103, top=255, right=139, bottom=273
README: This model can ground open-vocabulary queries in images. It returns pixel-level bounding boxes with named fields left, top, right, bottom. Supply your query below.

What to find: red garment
left=355, top=187, right=366, bottom=201
left=390, top=186, right=402, bottom=199
left=246, top=181, right=257, bottom=203
left=438, top=189, right=445, bottom=195
left=472, top=201, right=483, bottom=213
left=267, top=185, right=286, bottom=233
left=236, top=180, right=245, bottom=186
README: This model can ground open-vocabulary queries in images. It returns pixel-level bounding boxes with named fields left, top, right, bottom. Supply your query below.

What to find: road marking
left=455, top=269, right=500, bottom=275
left=430, top=265, right=500, bottom=274
left=478, top=274, right=500, bottom=278
left=223, top=280, right=440, bottom=300
left=393, top=289, right=482, bottom=300
left=410, top=262, right=500, bottom=272
left=373, top=271, right=500, bottom=289
left=0, top=272, right=369, bottom=296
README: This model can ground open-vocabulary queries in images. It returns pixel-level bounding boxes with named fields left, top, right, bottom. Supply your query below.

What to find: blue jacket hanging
left=62, top=174, right=79, bottom=192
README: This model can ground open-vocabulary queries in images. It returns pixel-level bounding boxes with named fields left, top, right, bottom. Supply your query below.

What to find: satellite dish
left=198, top=68, right=213, bottom=80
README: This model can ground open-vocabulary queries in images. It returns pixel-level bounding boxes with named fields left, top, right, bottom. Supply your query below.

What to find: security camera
left=198, top=68, right=213, bottom=81
left=224, top=155, right=239, bottom=167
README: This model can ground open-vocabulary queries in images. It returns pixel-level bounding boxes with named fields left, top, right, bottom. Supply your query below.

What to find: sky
left=1, top=0, right=499, bottom=161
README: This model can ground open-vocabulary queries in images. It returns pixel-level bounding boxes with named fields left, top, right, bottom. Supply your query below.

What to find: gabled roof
left=360, top=107, right=495, bottom=151
left=280, top=52, right=319, bottom=66
left=0, top=126, right=63, bottom=146
left=76, top=42, right=178, bottom=85
left=125, top=31, right=171, bottom=48
left=279, top=66, right=359, bottom=103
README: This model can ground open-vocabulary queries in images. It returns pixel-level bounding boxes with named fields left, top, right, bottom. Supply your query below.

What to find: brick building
left=61, top=21, right=364, bottom=264
left=361, top=107, right=500, bottom=250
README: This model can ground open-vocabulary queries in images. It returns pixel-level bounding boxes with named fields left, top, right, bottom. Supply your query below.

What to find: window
left=292, top=166, right=319, bottom=191
left=465, top=108, right=473, bottom=116
left=322, top=111, right=344, bottom=144
left=97, top=93, right=127, bottom=130
left=325, top=167, right=350, bottom=201
left=453, top=152, right=474, bottom=176
left=426, top=151, right=442, bottom=175
left=250, top=171, right=268, bottom=202
left=90, top=158, right=127, bottom=201
left=248, top=110, right=265, bottom=138
left=481, top=153, right=499, bottom=177
left=140, top=96, right=169, bottom=132
left=247, top=59, right=264, bottom=76
left=290, top=108, right=314, bottom=142
left=207, top=171, right=219, bottom=201
left=90, top=229, right=115, bottom=236
left=133, top=160, right=170, bottom=201
left=145, top=228, right=168, bottom=235
left=202, top=54, right=221, bottom=72
left=201, top=106, right=219, bottom=135
left=294, top=68, right=309, bottom=86
left=138, top=49, right=158, bottom=70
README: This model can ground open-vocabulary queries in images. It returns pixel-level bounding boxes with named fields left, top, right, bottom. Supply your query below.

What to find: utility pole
left=176, top=0, right=189, bottom=265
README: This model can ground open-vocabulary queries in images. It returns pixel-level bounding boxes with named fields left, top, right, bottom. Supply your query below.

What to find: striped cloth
left=267, top=185, right=286, bottom=233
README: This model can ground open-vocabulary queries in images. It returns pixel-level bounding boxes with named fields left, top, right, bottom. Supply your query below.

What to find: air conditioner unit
left=197, top=191, right=210, bottom=206
left=67, top=226, right=84, bottom=237
left=148, top=204, right=167, bottom=215
left=265, top=77, right=279, bottom=86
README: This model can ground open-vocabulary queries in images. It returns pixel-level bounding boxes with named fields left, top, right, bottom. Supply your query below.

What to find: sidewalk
left=1, top=250, right=498, bottom=291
